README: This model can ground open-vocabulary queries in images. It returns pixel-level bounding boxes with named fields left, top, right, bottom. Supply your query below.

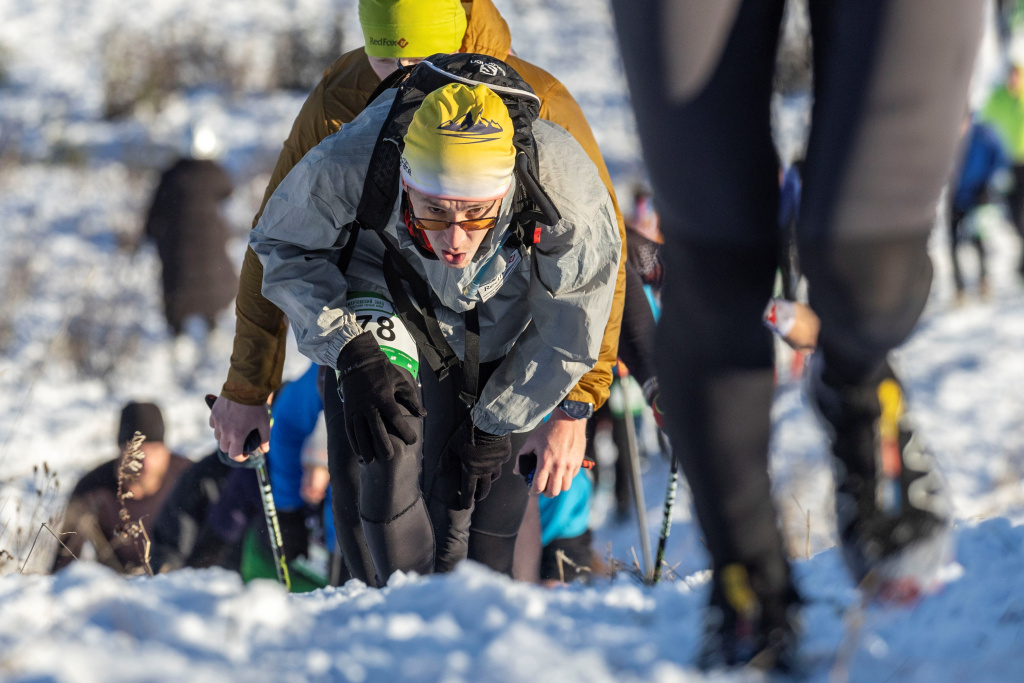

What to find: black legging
left=324, top=358, right=530, bottom=586
left=949, top=206, right=988, bottom=293
left=617, top=261, right=658, bottom=389
left=1006, top=164, right=1024, bottom=274
left=611, top=0, right=983, bottom=586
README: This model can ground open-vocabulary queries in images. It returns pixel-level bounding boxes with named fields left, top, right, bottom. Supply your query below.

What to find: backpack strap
left=364, top=64, right=414, bottom=108
left=459, top=307, right=480, bottom=408
left=382, top=246, right=462, bottom=381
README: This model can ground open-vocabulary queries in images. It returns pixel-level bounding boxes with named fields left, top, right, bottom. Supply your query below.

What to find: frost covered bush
left=101, top=16, right=344, bottom=119
left=65, top=290, right=144, bottom=386
left=272, top=23, right=345, bottom=91
left=101, top=26, right=245, bottom=120
left=0, top=253, right=32, bottom=354
left=0, top=41, right=10, bottom=88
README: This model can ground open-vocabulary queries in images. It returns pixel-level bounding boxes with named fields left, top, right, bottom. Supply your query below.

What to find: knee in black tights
left=801, top=234, right=932, bottom=385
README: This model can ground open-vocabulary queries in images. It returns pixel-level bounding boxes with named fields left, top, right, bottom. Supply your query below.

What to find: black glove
left=336, top=332, right=426, bottom=462
left=450, top=418, right=512, bottom=509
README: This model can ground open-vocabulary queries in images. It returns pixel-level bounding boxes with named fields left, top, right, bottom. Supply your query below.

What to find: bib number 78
left=347, top=292, right=419, bottom=377
left=356, top=315, right=397, bottom=341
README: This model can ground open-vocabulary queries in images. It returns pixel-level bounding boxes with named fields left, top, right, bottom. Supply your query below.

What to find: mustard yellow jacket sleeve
left=222, top=66, right=362, bottom=404
left=527, top=74, right=626, bottom=410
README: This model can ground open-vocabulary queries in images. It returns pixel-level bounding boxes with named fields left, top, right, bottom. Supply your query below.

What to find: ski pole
left=652, top=439, right=678, bottom=584
left=205, top=395, right=291, bottom=591
left=614, top=367, right=653, bottom=580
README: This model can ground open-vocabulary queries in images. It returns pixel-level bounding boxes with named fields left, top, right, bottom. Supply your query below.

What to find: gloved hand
left=336, top=332, right=426, bottom=462
left=643, top=377, right=666, bottom=430
left=450, top=418, right=512, bottom=509
left=651, top=394, right=667, bottom=430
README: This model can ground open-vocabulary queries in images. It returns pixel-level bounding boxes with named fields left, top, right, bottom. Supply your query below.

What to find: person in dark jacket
left=949, top=113, right=1011, bottom=302
left=51, top=402, right=192, bottom=574
left=143, top=141, right=237, bottom=337
left=149, top=449, right=235, bottom=573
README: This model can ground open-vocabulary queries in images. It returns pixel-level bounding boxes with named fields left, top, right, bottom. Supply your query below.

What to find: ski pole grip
left=517, top=452, right=595, bottom=487
left=205, top=394, right=265, bottom=469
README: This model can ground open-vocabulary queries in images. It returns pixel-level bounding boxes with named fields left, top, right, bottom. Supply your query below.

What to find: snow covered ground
left=2, top=0, right=1024, bottom=681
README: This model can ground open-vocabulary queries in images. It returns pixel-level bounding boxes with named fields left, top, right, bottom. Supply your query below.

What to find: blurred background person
left=51, top=402, right=191, bottom=574
left=143, top=125, right=237, bottom=363
left=981, top=62, right=1024, bottom=277
left=949, top=110, right=1012, bottom=303
left=149, top=445, right=234, bottom=574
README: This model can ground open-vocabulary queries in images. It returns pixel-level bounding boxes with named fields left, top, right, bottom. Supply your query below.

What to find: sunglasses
left=406, top=197, right=501, bottom=232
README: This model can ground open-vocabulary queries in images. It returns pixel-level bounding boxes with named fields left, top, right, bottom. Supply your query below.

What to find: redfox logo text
left=369, top=37, right=409, bottom=49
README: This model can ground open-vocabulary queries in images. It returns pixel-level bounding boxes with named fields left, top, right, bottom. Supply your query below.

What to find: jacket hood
left=460, top=0, right=513, bottom=59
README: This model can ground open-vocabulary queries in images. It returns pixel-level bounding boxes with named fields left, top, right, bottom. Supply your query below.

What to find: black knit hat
left=117, top=402, right=165, bottom=446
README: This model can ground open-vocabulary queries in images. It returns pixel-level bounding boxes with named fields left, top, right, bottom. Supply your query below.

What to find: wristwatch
left=558, top=398, right=594, bottom=420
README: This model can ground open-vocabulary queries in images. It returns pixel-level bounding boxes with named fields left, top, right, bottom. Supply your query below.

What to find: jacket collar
left=460, top=0, right=513, bottom=60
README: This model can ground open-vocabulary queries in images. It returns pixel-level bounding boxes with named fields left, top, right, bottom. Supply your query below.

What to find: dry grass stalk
left=599, top=546, right=659, bottom=586
left=805, top=509, right=811, bottom=560
left=18, top=524, right=45, bottom=574
left=788, top=494, right=812, bottom=560
left=115, top=432, right=154, bottom=576
left=829, top=572, right=879, bottom=683
left=554, top=549, right=593, bottom=586
left=0, top=462, right=61, bottom=573
left=42, top=524, right=77, bottom=562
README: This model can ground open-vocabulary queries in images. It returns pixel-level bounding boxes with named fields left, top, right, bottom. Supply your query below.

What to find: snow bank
left=4, top=520, right=1024, bottom=683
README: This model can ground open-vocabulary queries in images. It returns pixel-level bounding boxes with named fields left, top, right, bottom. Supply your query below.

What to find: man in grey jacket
left=249, top=75, right=620, bottom=585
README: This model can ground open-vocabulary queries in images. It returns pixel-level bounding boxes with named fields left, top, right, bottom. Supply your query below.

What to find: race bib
left=347, top=292, right=419, bottom=377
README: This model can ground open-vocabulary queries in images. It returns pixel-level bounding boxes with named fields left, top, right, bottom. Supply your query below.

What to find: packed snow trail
left=3, top=519, right=1024, bottom=683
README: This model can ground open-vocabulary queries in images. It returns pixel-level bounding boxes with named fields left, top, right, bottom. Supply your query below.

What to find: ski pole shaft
left=652, top=446, right=678, bottom=584
left=614, top=371, right=653, bottom=580
left=254, top=458, right=291, bottom=590
left=205, top=394, right=291, bottom=590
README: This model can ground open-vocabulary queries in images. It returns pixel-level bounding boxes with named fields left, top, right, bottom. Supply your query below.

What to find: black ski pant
left=949, top=206, right=988, bottom=293
left=1007, top=164, right=1024, bottom=274
left=324, top=359, right=530, bottom=587
left=611, top=0, right=983, bottom=588
left=617, top=261, right=658, bottom=389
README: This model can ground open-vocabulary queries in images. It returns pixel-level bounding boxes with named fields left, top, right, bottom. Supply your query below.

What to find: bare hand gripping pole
left=205, top=394, right=291, bottom=591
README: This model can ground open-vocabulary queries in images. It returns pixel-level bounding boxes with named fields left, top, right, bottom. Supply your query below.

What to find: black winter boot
left=697, top=561, right=802, bottom=673
left=809, top=357, right=952, bottom=602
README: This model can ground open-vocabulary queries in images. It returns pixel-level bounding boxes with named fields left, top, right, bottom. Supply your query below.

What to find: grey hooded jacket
left=249, top=91, right=620, bottom=435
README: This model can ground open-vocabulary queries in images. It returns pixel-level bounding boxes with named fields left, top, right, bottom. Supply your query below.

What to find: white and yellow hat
left=401, top=82, right=516, bottom=201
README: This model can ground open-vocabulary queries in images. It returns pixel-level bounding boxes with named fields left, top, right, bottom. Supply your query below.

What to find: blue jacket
left=537, top=472, right=593, bottom=546
left=953, top=122, right=1010, bottom=214
left=267, top=363, right=334, bottom=546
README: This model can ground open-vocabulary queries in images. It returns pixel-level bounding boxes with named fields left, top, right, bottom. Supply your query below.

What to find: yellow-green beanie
left=402, top=83, right=516, bottom=200
left=359, top=0, right=468, bottom=59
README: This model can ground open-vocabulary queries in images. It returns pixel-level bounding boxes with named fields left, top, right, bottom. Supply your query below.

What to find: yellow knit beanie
left=359, top=0, right=468, bottom=58
left=401, top=82, right=516, bottom=200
